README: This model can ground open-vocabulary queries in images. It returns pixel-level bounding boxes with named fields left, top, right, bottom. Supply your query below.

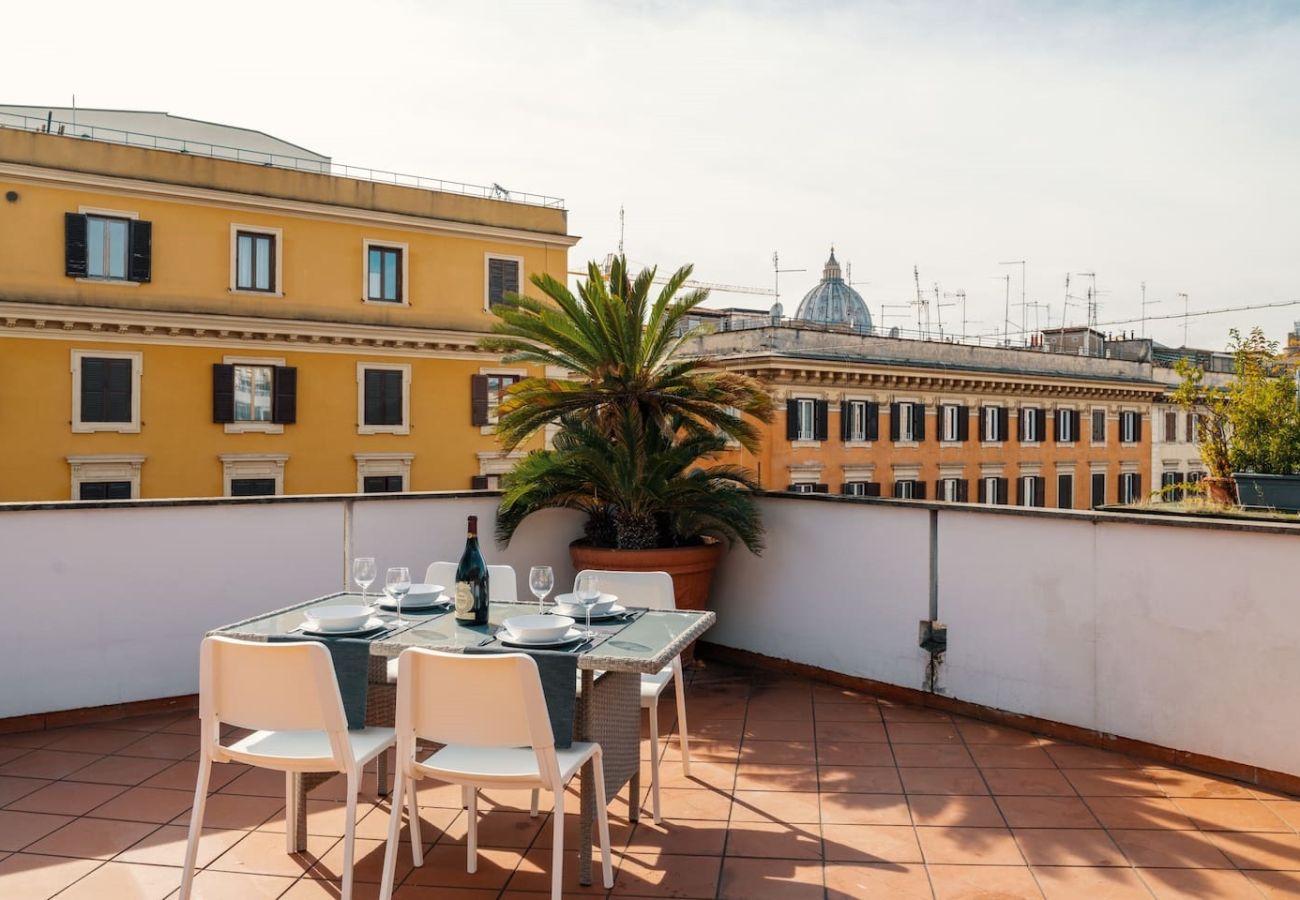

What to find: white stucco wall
left=0, top=494, right=582, bottom=719
left=711, top=496, right=1300, bottom=777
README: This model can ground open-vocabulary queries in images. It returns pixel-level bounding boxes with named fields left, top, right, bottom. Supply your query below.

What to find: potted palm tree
left=482, top=256, right=774, bottom=613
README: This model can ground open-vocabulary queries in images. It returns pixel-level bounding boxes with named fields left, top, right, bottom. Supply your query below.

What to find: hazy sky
left=7, top=1, right=1300, bottom=349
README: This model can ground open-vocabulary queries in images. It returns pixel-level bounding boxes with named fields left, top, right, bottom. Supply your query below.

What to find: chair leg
left=592, top=750, right=614, bottom=889
left=530, top=788, right=539, bottom=818
left=461, top=783, right=471, bottom=809
left=178, top=752, right=211, bottom=900
left=406, top=775, right=423, bottom=867
left=378, top=770, right=405, bottom=900
left=647, top=699, right=662, bottom=823
left=466, top=786, right=478, bottom=874
left=376, top=750, right=389, bottom=797
left=550, top=789, right=564, bottom=900
left=672, top=656, right=691, bottom=777
left=283, top=772, right=296, bottom=855
left=341, top=771, right=359, bottom=900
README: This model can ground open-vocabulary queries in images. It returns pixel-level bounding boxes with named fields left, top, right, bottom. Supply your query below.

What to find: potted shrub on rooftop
left=482, top=255, right=774, bottom=616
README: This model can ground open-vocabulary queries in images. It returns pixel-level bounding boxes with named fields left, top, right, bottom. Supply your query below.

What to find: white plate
left=499, top=627, right=585, bottom=648
left=406, top=583, right=444, bottom=599
left=553, top=602, right=628, bottom=621
left=503, top=614, right=574, bottom=642
left=553, top=592, right=618, bottom=616
left=375, top=593, right=449, bottom=610
left=304, top=604, right=372, bottom=633
left=301, top=615, right=386, bottom=637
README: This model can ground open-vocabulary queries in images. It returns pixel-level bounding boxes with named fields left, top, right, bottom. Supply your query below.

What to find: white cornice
left=0, top=162, right=580, bottom=250
left=0, top=300, right=505, bottom=360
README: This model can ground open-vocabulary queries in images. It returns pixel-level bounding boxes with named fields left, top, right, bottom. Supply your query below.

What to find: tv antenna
left=912, top=265, right=932, bottom=337
left=993, top=274, right=1011, bottom=345
left=933, top=283, right=955, bottom=339
left=1140, top=281, right=1161, bottom=339
left=1076, top=272, right=1099, bottom=329
left=999, top=260, right=1027, bottom=340
left=617, top=205, right=625, bottom=255
left=943, top=290, right=968, bottom=341
left=772, top=251, right=806, bottom=307
left=1179, top=292, right=1190, bottom=346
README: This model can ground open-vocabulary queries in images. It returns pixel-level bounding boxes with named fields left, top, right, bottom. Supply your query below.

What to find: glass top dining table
left=212, top=591, right=716, bottom=674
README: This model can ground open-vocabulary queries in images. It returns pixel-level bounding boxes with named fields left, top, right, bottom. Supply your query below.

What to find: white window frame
left=1119, top=470, right=1141, bottom=503
left=71, top=349, right=143, bottom=433
left=1120, top=410, right=1139, bottom=445
left=844, top=481, right=869, bottom=497
left=355, top=452, right=414, bottom=493
left=942, top=405, right=961, bottom=443
left=983, top=476, right=1000, bottom=506
left=220, top=453, right=287, bottom=497
left=895, top=480, right=916, bottom=500
left=796, top=398, right=816, bottom=442
left=483, top=253, right=524, bottom=311
left=1090, top=407, right=1109, bottom=447
left=229, top=224, right=284, bottom=297
left=941, top=478, right=959, bottom=502
left=362, top=239, right=409, bottom=305
left=897, top=401, right=916, bottom=442
left=1021, top=407, right=1040, bottom=444
left=847, top=399, right=869, bottom=443
left=76, top=205, right=140, bottom=285
left=982, top=405, right=1003, bottom=445
left=1020, top=475, right=1038, bottom=507
left=67, top=454, right=145, bottom=500
left=1056, top=407, right=1076, bottom=444
left=478, top=366, right=527, bottom=434
left=790, top=482, right=817, bottom=494
left=357, top=362, right=412, bottom=435
left=1188, top=412, right=1200, bottom=445
left=222, top=354, right=286, bottom=434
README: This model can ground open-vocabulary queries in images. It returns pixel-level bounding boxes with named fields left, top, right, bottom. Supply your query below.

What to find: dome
left=793, top=249, right=873, bottom=331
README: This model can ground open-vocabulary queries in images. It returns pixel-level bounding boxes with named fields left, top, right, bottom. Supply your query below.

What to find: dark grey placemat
left=464, top=645, right=576, bottom=749
left=268, top=634, right=370, bottom=730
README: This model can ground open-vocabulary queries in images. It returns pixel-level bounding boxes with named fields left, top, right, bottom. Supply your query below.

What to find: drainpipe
left=919, top=507, right=947, bottom=693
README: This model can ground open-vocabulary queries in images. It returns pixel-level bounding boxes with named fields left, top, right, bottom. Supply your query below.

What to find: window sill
left=230, top=288, right=284, bottom=298
left=72, top=422, right=141, bottom=434
left=894, top=440, right=919, bottom=448
left=1056, top=441, right=1077, bottom=449
left=363, top=297, right=408, bottom=306
left=358, top=425, right=410, bottom=436
left=1090, top=442, right=1108, bottom=449
left=791, top=440, right=821, bottom=449
left=75, top=277, right=140, bottom=287
left=224, top=422, right=285, bottom=435
left=843, top=440, right=874, bottom=449
left=479, top=424, right=501, bottom=436
left=981, top=441, right=1004, bottom=449
left=1021, top=441, right=1042, bottom=449
left=1121, top=441, right=1140, bottom=448
left=939, top=440, right=963, bottom=448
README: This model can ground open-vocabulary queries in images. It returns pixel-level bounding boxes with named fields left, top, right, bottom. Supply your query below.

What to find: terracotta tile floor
left=0, top=663, right=1297, bottom=898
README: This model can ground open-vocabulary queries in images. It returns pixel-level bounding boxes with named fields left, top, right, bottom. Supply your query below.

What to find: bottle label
left=454, top=582, right=474, bottom=619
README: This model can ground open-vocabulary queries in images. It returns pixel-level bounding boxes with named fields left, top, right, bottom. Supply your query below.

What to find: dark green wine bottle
left=454, top=515, right=489, bottom=625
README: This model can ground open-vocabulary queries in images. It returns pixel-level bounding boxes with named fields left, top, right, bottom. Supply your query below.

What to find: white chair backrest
left=199, top=636, right=349, bottom=744
left=575, top=569, right=676, bottom=611
left=423, top=561, right=518, bottom=603
left=395, top=648, right=558, bottom=780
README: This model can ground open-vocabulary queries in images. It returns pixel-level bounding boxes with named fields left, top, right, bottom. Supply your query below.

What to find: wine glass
left=352, top=557, right=376, bottom=605
left=385, top=566, right=412, bottom=626
left=575, top=572, right=601, bottom=639
left=529, top=566, right=555, bottom=613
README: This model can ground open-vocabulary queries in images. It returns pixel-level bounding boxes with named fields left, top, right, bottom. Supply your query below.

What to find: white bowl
left=405, top=583, right=445, bottom=601
left=304, top=604, right=372, bottom=633
left=503, top=614, right=575, bottom=643
left=554, top=592, right=618, bottom=617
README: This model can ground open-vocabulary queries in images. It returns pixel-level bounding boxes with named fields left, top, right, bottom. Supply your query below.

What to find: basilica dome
left=793, top=249, right=872, bottom=331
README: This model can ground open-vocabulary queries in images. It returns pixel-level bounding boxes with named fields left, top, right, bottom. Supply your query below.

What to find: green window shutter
left=212, top=364, right=235, bottom=424
left=64, top=212, right=88, bottom=277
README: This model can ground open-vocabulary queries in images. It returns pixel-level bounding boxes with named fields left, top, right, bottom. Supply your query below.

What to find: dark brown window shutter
left=957, top=406, right=969, bottom=441
left=1117, top=471, right=1125, bottom=501
left=1017, top=409, right=1026, bottom=442
left=957, top=478, right=969, bottom=502
left=814, top=483, right=829, bottom=493
left=364, top=370, right=403, bottom=426
left=212, top=363, right=235, bottom=423
left=1016, top=476, right=1025, bottom=506
left=471, top=475, right=490, bottom=490
left=471, top=374, right=491, bottom=426
left=889, top=403, right=900, bottom=441
left=914, top=404, right=926, bottom=441
left=865, top=482, right=881, bottom=497
left=1035, top=476, right=1046, bottom=507
left=487, top=258, right=521, bottom=307
left=1134, top=413, right=1142, bottom=442
left=978, top=478, right=987, bottom=503
left=785, top=399, right=799, bottom=440
left=272, top=366, right=297, bottom=424
left=1091, top=471, right=1106, bottom=507
left=866, top=402, right=879, bottom=440
left=1072, top=410, right=1081, bottom=441
left=998, top=407, right=1009, bottom=442
left=1058, top=473, right=1073, bottom=509
left=128, top=220, right=152, bottom=283
left=814, top=401, right=829, bottom=441
left=997, top=477, right=1009, bottom=504
left=840, top=401, right=850, bottom=441
left=914, top=480, right=927, bottom=499
left=64, top=212, right=88, bottom=277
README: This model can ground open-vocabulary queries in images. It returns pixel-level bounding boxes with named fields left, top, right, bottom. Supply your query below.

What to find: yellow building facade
left=0, top=125, right=576, bottom=501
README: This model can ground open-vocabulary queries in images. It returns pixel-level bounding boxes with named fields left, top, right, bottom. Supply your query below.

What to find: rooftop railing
left=0, top=111, right=566, bottom=209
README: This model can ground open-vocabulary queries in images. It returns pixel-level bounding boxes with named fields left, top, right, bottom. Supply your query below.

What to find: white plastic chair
left=573, top=569, right=690, bottom=823
left=180, top=636, right=396, bottom=900
left=377, top=648, right=613, bottom=900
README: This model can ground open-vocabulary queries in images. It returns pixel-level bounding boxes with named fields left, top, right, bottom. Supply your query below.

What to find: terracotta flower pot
left=569, top=539, right=723, bottom=662
left=1202, top=476, right=1237, bottom=506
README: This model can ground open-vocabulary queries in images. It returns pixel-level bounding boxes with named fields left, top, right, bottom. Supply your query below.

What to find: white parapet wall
left=0, top=494, right=582, bottom=720
left=711, top=496, right=1300, bottom=779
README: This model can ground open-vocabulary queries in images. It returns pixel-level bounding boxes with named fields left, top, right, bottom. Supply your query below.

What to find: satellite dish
left=888, top=326, right=900, bottom=339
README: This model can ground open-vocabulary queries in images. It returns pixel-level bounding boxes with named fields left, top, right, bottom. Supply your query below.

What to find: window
left=1020, top=407, right=1041, bottom=443
left=1091, top=409, right=1107, bottom=443
left=1057, top=473, right=1074, bottom=509
left=845, top=400, right=871, bottom=442
left=938, top=478, right=967, bottom=502
left=797, top=399, right=815, bottom=441
left=899, top=403, right=915, bottom=442
left=788, top=482, right=820, bottom=494
left=893, top=479, right=924, bottom=499
left=941, top=405, right=965, bottom=442
left=844, top=481, right=868, bottom=497
left=1119, top=471, right=1142, bottom=503
left=79, top=481, right=132, bottom=500
left=890, top=402, right=924, bottom=442
left=1187, top=471, right=1205, bottom=487
left=365, top=242, right=405, bottom=303
left=787, top=398, right=827, bottom=442
left=363, top=475, right=404, bottom=493
left=230, top=226, right=281, bottom=294
left=221, top=454, right=286, bottom=497
left=1018, top=475, right=1046, bottom=507
left=1165, top=411, right=1178, bottom=443
left=1055, top=408, right=1077, bottom=443
left=212, top=361, right=296, bottom=432
left=471, top=373, right=522, bottom=427
left=1120, top=411, right=1140, bottom=444
left=72, top=350, right=142, bottom=433
left=65, top=211, right=151, bottom=283
left=358, top=364, right=411, bottom=434
left=1090, top=471, right=1107, bottom=508
left=485, top=254, right=522, bottom=309
left=1161, top=471, right=1184, bottom=502
left=1187, top=412, right=1199, bottom=444
left=979, top=476, right=1007, bottom=505
left=982, top=406, right=1007, bottom=442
